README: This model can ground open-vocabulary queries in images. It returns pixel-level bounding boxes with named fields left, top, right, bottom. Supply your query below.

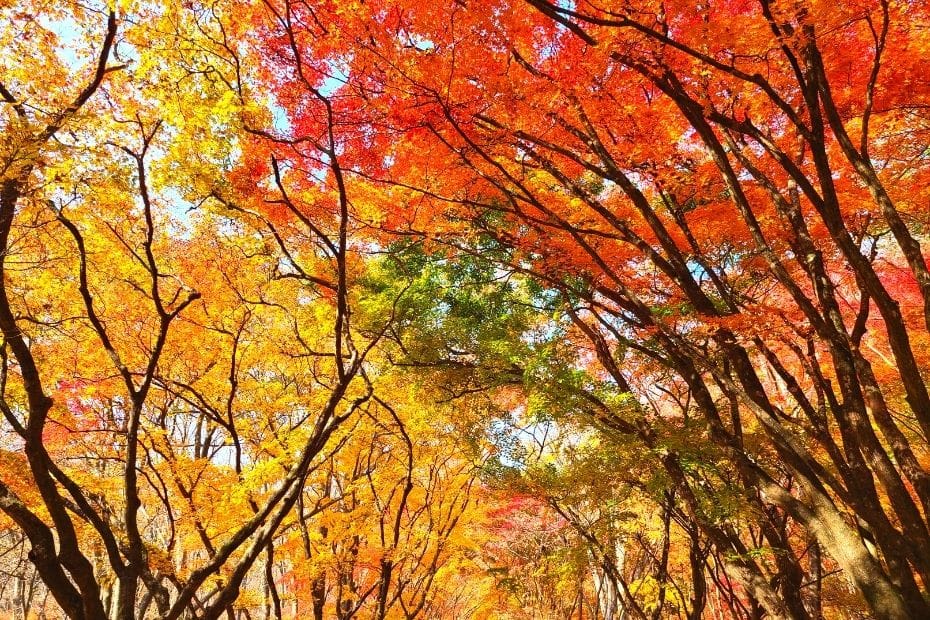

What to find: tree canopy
left=2, top=0, right=930, bottom=618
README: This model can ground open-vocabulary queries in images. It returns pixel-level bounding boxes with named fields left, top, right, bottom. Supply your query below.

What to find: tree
left=5, top=1, right=930, bottom=618
left=0, top=3, right=389, bottom=617
left=242, top=0, right=930, bottom=617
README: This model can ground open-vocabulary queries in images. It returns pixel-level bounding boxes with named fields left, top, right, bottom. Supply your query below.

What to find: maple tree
left=249, top=0, right=930, bottom=617
left=0, top=3, right=402, bottom=618
left=3, top=0, right=930, bottom=618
